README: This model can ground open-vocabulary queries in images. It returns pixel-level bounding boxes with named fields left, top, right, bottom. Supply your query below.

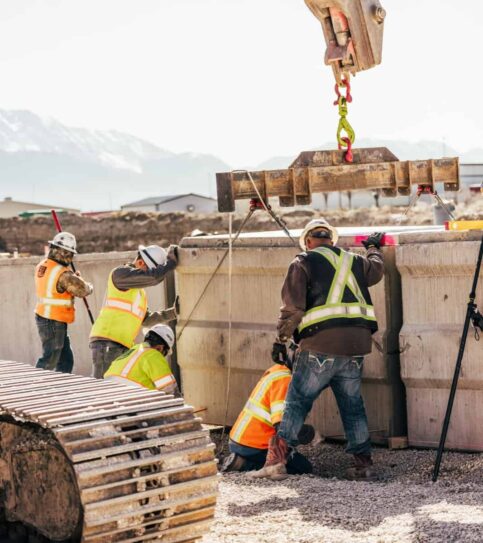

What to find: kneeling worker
left=223, top=361, right=314, bottom=475
left=105, top=324, right=179, bottom=396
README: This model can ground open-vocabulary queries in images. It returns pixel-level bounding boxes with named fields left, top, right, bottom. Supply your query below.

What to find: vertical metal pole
left=165, top=270, right=181, bottom=389
left=432, top=235, right=483, bottom=481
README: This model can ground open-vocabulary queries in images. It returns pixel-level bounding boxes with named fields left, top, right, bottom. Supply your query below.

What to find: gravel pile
left=203, top=439, right=483, bottom=543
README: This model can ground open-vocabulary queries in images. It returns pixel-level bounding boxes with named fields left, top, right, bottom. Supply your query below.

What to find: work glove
left=271, top=341, right=288, bottom=364
left=167, top=244, right=179, bottom=265
left=361, top=232, right=385, bottom=250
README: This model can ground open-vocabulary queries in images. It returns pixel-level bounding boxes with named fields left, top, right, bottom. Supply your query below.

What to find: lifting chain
left=334, top=77, right=355, bottom=163
left=396, top=184, right=456, bottom=226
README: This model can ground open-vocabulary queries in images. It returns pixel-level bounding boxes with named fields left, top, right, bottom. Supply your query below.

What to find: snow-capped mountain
left=0, top=109, right=174, bottom=173
left=0, top=110, right=230, bottom=210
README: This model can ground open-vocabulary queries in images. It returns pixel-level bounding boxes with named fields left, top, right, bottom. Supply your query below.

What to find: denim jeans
left=228, top=439, right=313, bottom=474
left=278, top=351, right=371, bottom=456
left=35, top=313, right=74, bottom=373
left=90, top=339, right=128, bottom=378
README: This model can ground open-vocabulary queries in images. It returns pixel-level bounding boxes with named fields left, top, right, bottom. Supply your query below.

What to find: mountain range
left=0, top=109, right=481, bottom=211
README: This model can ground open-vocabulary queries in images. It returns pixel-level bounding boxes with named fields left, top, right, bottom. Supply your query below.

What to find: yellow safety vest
left=90, top=270, right=147, bottom=348
left=104, top=342, right=176, bottom=391
left=35, top=258, right=75, bottom=324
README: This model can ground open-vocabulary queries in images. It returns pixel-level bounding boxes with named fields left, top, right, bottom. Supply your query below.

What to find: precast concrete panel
left=397, top=230, right=483, bottom=451
left=0, top=252, right=165, bottom=376
left=177, top=226, right=412, bottom=444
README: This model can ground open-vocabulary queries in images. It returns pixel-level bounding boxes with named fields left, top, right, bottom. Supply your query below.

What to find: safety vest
left=297, top=246, right=377, bottom=339
left=230, top=364, right=291, bottom=450
left=35, top=258, right=75, bottom=324
left=90, top=270, right=147, bottom=348
left=104, top=342, right=176, bottom=391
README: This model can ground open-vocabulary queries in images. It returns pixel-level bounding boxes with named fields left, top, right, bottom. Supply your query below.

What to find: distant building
left=121, top=193, right=218, bottom=213
left=0, top=197, right=80, bottom=219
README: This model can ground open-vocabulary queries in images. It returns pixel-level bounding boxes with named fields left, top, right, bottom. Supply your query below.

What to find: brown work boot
left=345, top=453, right=378, bottom=481
left=251, top=436, right=289, bottom=480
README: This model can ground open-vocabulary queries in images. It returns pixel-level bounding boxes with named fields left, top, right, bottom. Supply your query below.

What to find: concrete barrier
left=0, top=252, right=166, bottom=376
left=176, top=226, right=411, bottom=443
left=397, top=230, right=483, bottom=451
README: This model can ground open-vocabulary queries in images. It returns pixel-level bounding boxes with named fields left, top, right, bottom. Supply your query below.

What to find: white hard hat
left=49, top=232, right=77, bottom=254
left=147, top=324, right=175, bottom=352
left=299, top=218, right=339, bottom=251
left=138, top=244, right=167, bottom=269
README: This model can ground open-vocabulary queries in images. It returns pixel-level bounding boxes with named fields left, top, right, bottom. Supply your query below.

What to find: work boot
left=221, top=453, right=247, bottom=473
left=251, top=436, right=289, bottom=480
left=345, top=453, right=378, bottom=481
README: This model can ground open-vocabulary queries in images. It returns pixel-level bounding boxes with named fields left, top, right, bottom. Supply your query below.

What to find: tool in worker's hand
left=271, top=341, right=288, bottom=364
left=51, top=209, right=95, bottom=325
left=361, top=232, right=386, bottom=250
left=432, top=234, right=483, bottom=482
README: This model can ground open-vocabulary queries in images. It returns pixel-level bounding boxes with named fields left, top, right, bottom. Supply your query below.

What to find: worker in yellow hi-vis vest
left=90, top=244, right=178, bottom=378
left=105, top=324, right=179, bottom=395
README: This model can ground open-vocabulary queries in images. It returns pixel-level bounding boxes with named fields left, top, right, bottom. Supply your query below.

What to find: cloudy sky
left=0, top=0, right=480, bottom=166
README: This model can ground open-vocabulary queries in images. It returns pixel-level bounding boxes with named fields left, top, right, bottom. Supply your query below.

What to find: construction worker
left=223, top=359, right=314, bottom=474
left=90, top=244, right=178, bottom=378
left=105, top=324, right=179, bottom=395
left=35, top=232, right=93, bottom=373
left=253, top=219, right=385, bottom=481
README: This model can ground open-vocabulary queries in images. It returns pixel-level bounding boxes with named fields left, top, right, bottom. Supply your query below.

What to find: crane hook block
left=305, top=0, right=386, bottom=83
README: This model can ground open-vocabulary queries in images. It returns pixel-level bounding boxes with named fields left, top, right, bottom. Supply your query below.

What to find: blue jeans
left=278, top=351, right=371, bottom=455
left=35, top=314, right=74, bottom=373
left=229, top=439, right=313, bottom=474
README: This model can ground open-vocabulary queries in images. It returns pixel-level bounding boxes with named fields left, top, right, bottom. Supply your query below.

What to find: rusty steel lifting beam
left=216, top=147, right=460, bottom=212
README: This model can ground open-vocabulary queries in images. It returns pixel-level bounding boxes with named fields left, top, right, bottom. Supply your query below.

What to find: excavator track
left=0, top=360, right=218, bottom=542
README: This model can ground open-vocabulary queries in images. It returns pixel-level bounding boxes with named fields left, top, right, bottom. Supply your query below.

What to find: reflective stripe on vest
left=298, top=247, right=376, bottom=333
left=90, top=271, right=147, bottom=348
left=104, top=343, right=175, bottom=391
left=230, top=365, right=291, bottom=449
left=35, top=259, right=75, bottom=323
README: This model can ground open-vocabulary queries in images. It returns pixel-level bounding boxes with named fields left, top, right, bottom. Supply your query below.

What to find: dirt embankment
left=0, top=199, right=481, bottom=255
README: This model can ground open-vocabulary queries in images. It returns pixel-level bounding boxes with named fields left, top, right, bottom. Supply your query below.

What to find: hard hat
left=49, top=232, right=77, bottom=254
left=299, top=218, right=339, bottom=251
left=146, top=324, right=175, bottom=352
left=138, top=244, right=167, bottom=269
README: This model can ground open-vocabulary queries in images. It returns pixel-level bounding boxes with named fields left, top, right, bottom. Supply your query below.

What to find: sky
left=0, top=0, right=481, bottom=167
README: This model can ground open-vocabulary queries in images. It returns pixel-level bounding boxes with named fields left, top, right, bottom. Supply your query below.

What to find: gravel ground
left=202, top=436, right=483, bottom=543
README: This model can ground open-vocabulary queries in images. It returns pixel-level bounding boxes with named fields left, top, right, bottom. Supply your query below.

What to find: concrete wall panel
left=0, top=252, right=166, bottom=376
left=397, top=231, right=483, bottom=450
left=176, top=228, right=407, bottom=443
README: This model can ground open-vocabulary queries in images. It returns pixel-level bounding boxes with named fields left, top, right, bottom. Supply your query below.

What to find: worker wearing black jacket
left=253, top=219, right=385, bottom=481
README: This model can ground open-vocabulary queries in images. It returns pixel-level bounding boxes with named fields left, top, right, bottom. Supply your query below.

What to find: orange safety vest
left=230, top=364, right=291, bottom=450
left=35, top=258, right=75, bottom=324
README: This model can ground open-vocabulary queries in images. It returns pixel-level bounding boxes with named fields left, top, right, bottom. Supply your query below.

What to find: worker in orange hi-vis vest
left=35, top=232, right=93, bottom=373
left=223, top=359, right=315, bottom=474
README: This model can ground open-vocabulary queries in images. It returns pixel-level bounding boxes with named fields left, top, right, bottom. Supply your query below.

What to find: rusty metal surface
left=305, top=0, right=385, bottom=82
left=0, top=360, right=218, bottom=542
left=216, top=148, right=460, bottom=212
